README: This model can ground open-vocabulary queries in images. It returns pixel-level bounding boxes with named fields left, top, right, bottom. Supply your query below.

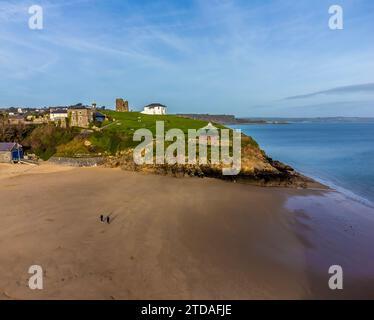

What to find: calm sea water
left=232, top=121, right=374, bottom=207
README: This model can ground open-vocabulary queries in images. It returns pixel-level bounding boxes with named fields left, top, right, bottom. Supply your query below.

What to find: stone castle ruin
left=116, top=98, right=129, bottom=112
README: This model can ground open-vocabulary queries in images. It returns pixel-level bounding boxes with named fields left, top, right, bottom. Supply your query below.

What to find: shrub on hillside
left=0, top=121, right=36, bottom=144
left=22, top=124, right=79, bottom=160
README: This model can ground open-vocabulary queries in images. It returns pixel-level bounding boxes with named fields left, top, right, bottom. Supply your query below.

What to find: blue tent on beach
left=0, top=142, right=24, bottom=162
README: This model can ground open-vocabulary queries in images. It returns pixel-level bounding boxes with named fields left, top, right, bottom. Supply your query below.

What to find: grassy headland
left=1, top=111, right=318, bottom=187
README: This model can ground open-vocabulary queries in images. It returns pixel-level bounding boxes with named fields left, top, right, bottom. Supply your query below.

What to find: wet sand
left=0, top=163, right=374, bottom=299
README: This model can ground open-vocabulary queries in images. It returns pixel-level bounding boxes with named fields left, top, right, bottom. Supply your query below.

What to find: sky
left=0, top=0, right=373, bottom=117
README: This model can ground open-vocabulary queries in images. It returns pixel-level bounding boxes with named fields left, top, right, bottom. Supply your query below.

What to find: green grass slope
left=55, top=111, right=237, bottom=157
left=102, top=110, right=225, bottom=133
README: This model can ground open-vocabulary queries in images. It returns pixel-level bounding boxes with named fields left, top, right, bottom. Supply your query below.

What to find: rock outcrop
left=104, top=137, right=323, bottom=189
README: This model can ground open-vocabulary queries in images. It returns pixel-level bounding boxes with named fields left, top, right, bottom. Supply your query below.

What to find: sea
left=231, top=119, right=374, bottom=208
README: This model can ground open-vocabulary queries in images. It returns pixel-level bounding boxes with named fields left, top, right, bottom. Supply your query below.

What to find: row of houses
left=2, top=101, right=168, bottom=127
left=50, top=105, right=106, bottom=128
left=50, top=102, right=167, bottom=128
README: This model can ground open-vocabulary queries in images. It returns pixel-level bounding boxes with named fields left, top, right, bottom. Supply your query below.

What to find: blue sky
left=0, top=0, right=373, bottom=117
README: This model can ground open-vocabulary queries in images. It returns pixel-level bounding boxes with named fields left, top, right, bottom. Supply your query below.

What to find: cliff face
left=104, top=134, right=321, bottom=189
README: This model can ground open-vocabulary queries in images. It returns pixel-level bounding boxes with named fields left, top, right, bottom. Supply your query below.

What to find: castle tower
left=116, top=98, right=129, bottom=112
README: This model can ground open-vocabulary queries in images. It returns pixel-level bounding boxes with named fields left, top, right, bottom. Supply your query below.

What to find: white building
left=50, top=109, right=68, bottom=122
left=141, top=103, right=167, bottom=115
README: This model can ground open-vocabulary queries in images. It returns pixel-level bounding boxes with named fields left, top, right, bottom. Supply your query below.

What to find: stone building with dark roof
left=141, top=103, right=167, bottom=115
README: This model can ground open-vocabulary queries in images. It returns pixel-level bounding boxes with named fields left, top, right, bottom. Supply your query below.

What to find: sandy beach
left=1, top=163, right=374, bottom=299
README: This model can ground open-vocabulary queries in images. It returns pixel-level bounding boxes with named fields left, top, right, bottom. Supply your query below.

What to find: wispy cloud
left=0, top=1, right=28, bottom=22
left=285, top=83, right=374, bottom=100
left=0, top=0, right=374, bottom=116
left=0, top=0, right=94, bottom=21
